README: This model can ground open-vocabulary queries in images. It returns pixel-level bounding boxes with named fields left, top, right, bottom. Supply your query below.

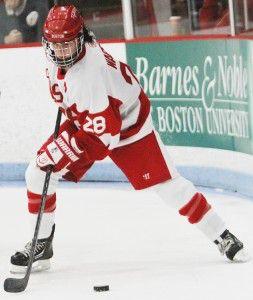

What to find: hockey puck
left=93, top=285, right=109, bottom=292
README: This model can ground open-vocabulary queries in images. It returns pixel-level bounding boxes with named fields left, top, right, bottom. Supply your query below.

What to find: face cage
left=42, top=34, right=84, bottom=68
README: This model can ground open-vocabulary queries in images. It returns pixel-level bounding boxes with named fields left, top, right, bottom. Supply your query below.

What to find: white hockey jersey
left=46, top=42, right=153, bottom=161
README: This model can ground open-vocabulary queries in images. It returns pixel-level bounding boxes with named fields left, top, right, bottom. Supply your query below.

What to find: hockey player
left=10, top=5, right=248, bottom=273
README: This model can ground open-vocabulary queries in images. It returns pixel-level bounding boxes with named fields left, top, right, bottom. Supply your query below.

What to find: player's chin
left=56, top=56, right=70, bottom=61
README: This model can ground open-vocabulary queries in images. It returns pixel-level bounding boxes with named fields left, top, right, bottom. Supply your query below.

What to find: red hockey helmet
left=42, top=5, right=85, bottom=68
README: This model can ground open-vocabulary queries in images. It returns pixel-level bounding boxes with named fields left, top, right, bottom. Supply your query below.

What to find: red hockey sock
left=179, top=193, right=211, bottom=224
left=27, top=190, right=56, bottom=213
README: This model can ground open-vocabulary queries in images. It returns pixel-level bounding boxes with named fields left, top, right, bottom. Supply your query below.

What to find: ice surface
left=0, top=182, right=252, bottom=299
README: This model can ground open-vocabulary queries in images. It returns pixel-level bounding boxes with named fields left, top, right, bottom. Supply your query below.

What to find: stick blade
left=4, top=277, right=28, bottom=293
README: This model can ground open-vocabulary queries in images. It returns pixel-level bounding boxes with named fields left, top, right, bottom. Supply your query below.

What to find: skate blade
left=10, top=259, right=51, bottom=274
left=232, top=249, right=251, bottom=263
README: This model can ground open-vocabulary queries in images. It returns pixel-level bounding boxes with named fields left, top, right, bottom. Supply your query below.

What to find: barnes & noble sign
left=127, top=40, right=253, bottom=154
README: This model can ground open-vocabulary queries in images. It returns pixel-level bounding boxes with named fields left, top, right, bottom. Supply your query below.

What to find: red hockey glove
left=36, top=131, right=83, bottom=172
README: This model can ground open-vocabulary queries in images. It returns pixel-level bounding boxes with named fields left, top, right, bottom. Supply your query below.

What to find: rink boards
left=0, top=38, right=253, bottom=197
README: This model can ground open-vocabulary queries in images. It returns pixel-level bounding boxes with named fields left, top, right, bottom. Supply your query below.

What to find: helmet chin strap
left=55, top=51, right=78, bottom=69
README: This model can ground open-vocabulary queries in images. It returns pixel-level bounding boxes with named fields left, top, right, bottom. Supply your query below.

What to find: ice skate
left=10, top=225, right=55, bottom=274
left=215, top=230, right=249, bottom=262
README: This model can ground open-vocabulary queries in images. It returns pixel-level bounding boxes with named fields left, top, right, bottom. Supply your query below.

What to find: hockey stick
left=4, top=108, right=62, bottom=293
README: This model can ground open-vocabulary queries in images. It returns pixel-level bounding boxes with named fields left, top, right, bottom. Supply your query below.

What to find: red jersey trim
left=120, top=90, right=150, bottom=140
left=57, top=68, right=66, bottom=80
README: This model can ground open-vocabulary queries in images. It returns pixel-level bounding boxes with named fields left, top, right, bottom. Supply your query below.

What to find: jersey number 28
left=83, top=116, right=106, bottom=134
